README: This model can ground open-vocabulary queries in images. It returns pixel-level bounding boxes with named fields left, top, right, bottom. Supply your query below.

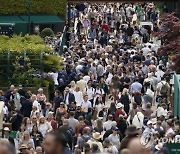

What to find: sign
left=166, top=143, right=180, bottom=154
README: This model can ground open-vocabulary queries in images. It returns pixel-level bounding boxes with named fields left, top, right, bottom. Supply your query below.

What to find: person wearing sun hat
left=2, top=127, right=15, bottom=146
left=115, top=103, right=127, bottom=122
left=19, top=144, right=28, bottom=153
left=87, top=132, right=103, bottom=153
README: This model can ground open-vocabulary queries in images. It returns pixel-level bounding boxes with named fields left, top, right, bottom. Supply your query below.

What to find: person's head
left=122, top=88, right=129, bottom=95
left=55, top=90, right=60, bottom=97
left=31, top=94, right=37, bottom=101
left=127, top=137, right=151, bottom=154
left=75, top=86, right=80, bottom=92
left=19, top=124, right=25, bottom=132
left=96, top=119, right=103, bottom=128
left=108, top=114, right=113, bottom=121
left=146, top=103, right=151, bottom=109
left=47, top=112, right=54, bottom=120
left=0, top=141, right=15, bottom=154
left=87, top=81, right=92, bottom=87
left=78, top=116, right=84, bottom=122
left=39, top=116, right=46, bottom=124
left=83, top=94, right=88, bottom=101
left=32, top=125, right=38, bottom=133
left=38, top=88, right=44, bottom=94
left=69, top=111, right=75, bottom=117
left=64, top=87, right=70, bottom=94
left=70, top=81, right=76, bottom=88
left=22, top=131, right=30, bottom=141
left=43, top=132, right=67, bottom=154
left=36, top=146, right=43, bottom=154
left=111, top=126, right=119, bottom=135
left=147, top=120, right=153, bottom=128
left=31, top=115, right=38, bottom=124
left=3, top=127, right=10, bottom=137
left=60, top=102, right=65, bottom=108
left=91, top=144, right=99, bottom=153
left=10, top=85, right=15, bottom=91
left=132, top=102, right=137, bottom=109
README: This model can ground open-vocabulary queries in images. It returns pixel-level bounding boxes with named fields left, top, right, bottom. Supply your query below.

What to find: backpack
left=160, top=82, right=168, bottom=97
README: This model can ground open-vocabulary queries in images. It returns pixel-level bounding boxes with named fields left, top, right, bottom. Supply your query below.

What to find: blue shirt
left=130, top=82, right=142, bottom=94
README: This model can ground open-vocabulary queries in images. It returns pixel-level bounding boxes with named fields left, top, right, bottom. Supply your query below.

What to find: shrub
left=40, top=28, right=54, bottom=38
left=0, top=0, right=66, bottom=15
left=0, top=35, right=63, bottom=87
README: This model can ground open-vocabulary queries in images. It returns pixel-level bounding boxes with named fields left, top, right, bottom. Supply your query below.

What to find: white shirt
left=165, top=128, right=175, bottom=137
left=33, top=100, right=41, bottom=111
left=83, top=75, right=90, bottom=83
left=73, top=91, right=84, bottom=106
left=81, top=101, right=92, bottom=113
left=155, top=70, right=165, bottom=82
left=142, top=47, right=151, bottom=56
left=103, top=120, right=116, bottom=131
left=84, top=87, right=95, bottom=100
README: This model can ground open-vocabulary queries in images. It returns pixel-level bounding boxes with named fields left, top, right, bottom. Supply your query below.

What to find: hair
left=96, top=119, right=103, bottom=129
left=22, top=131, right=30, bottom=142
left=132, top=102, right=137, bottom=109
left=55, top=90, right=60, bottom=95
left=0, top=141, right=16, bottom=154
left=69, top=111, right=75, bottom=117
left=146, top=103, right=151, bottom=109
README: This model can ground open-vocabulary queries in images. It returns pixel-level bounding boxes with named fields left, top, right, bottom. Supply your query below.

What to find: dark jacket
left=64, top=93, right=75, bottom=105
left=54, top=96, right=64, bottom=112
left=21, top=99, right=32, bottom=117
left=10, top=114, right=23, bottom=131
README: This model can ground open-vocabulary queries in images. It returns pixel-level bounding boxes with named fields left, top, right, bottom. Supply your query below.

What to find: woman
left=38, top=116, right=52, bottom=137
left=55, top=102, right=67, bottom=126
left=108, top=102, right=116, bottom=120
left=108, top=127, right=120, bottom=149
left=20, top=131, right=35, bottom=149
left=16, top=124, right=26, bottom=146
left=70, top=81, right=76, bottom=92
left=73, top=86, right=84, bottom=106
left=95, top=97, right=103, bottom=114
left=22, top=117, right=33, bottom=133
left=143, top=103, right=153, bottom=119
left=30, top=125, right=43, bottom=148
left=37, top=88, right=46, bottom=116
left=119, top=88, right=130, bottom=115
left=115, top=103, right=127, bottom=122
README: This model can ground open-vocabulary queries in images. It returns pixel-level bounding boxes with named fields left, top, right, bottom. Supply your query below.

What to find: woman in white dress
left=72, top=86, right=84, bottom=106
left=38, top=116, right=52, bottom=137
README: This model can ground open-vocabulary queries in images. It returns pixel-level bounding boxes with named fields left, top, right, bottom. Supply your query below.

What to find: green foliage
left=0, top=0, right=66, bottom=15
left=0, top=35, right=63, bottom=87
left=40, top=28, right=54, bottom=38
left=0, top=34, right=52, bottom=53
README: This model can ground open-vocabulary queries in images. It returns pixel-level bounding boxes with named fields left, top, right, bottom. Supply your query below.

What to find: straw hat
left=19, top=144, right=28, bottom=150
left=92, top=132, right=101, bottom=140
left=116, top=103, right=124, bottom=109
left=3, top=127, right=10, bottom=131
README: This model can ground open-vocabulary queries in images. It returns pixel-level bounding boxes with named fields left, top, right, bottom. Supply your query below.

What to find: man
left=81, top=94, right=92, bottom=116
left=156, top=76, right=170, bottom=101
left=53, top=90, right=63, bottom=113
left=21, top=94, right=32, bottom=117
left=84, top=81, right=95, bottom=105
left=5, top=85, right=15, bottom=101
left=9, top=110, right=23, bottom=131
left=130, top=78, right=142, bottom=95
left=103, top=114, right=116, bottom=131
left=0, top=141, right=16, bottom=154
left=142, top=45, right=151, bottom=56
left=64, top=87, right=75, bottom=106
left=58, top=119, right=74, bottom=150
left=120, top=72, right=131, bottom=92
left=43, top=132, right=71, bottom=154
left=2, top=127, right=15, bottom=146
left=36, top=146, right=43, bottom=154
left=68, top=111, right=78, bottom=132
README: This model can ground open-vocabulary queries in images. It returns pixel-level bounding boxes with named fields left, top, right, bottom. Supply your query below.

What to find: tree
left=154, top=13, right=180, bottom=73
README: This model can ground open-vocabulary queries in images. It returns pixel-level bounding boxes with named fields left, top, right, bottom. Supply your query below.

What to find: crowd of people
left=0, top=2, right=179, bottom=154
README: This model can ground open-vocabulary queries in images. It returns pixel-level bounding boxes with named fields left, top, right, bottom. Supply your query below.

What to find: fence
left=0, top=51, right=44, bottom=87
left=173, top=73, right=180, bottom=118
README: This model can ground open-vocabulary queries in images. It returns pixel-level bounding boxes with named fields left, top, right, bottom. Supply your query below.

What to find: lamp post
left=27, top=0, right=31, bottom=34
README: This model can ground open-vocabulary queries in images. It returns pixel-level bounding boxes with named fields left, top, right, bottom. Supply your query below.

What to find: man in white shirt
left=31, top=94, right=41, bottom=112
left=84, top=81, right=95, bottom=105
left=155, top=66, right=165, bottom=82
left=81, top=94, right=92, bottom=115
left=103, top=114, right=116, bottom=131
left=142, top=45, right=151, bottom=56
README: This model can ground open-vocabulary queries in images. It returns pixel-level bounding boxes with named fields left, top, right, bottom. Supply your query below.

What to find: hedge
left=0, top=35, right=63, bottom=87
left=0, top=0, right=66, bottom=15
